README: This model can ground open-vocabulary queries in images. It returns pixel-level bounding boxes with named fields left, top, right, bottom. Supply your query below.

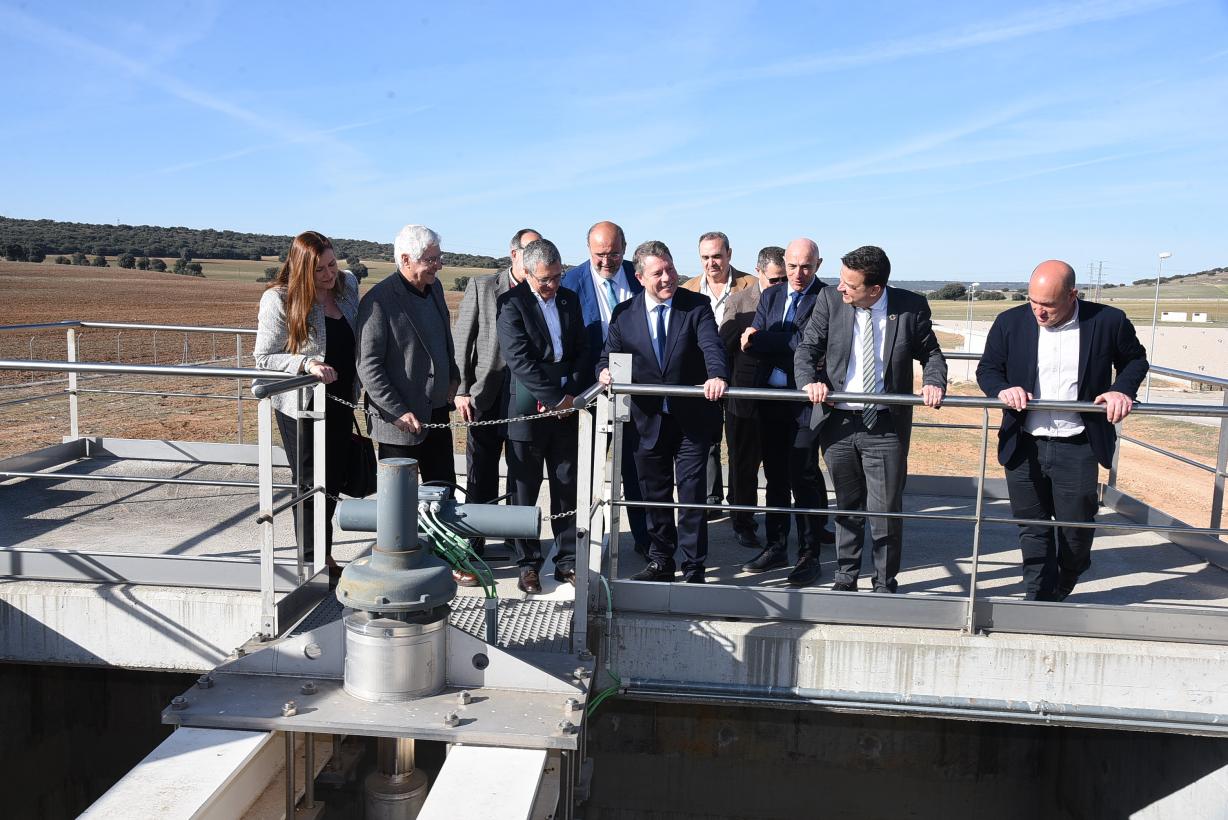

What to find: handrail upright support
left=66, top=327, right=79, bottom=439
left=1212, top=390, right=1228, bottom=530
left=964, top=409, right=991, bottom=635
left=311, top=382, right=327, bottom=580
left=607, top=353, right=634, bottom=584
left=257, top=397, right=277, bottom=637
left=235, top=334, right=244, bottom=445
left=573, top=400, right=596, bottom=652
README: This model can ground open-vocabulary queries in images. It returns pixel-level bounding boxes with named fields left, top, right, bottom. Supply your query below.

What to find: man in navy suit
left=598, top=240, right=728, bottom=583
left=977, top=260, right=1147, bottom=602
left=497, top=239, right=588, bottom=595
left=739, top=237, right=834, bottom=587
left=561, top=220, right=651, bottom=556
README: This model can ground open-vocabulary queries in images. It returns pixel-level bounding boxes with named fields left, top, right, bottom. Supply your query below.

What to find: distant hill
left=0, top=215, right=503, bottom=269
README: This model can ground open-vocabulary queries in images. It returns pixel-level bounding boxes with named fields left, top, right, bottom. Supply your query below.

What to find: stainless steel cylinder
left=343, top=611, right=446, bottom=702
left=364, top=768, right=428, bottom=819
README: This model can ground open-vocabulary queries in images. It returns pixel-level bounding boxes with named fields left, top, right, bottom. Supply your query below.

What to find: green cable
left=419, top=507, right=496, bottom=597
left=586, top=572, right=622, bottom=718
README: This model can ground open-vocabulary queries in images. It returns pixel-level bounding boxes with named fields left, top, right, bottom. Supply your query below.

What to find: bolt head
left=457, top=690, right=472, bottom=705
left=573, top=666, right=590, bottom=680
left=282, top=700, right=298, bottom=717
left=578, top=649, right=594, bottom=661
left=300, top=681, right=317, bottom=696
left=171, top=696, right=188, bottom=710
left=443, top=711, right=460, bottom=728
left=564, top=698, right=580, bottom=712
left=196, top=674, right=214, bottom=689
left=303, top=643, right=323, bottom=660
left=558, top=719, right=576, bottom=734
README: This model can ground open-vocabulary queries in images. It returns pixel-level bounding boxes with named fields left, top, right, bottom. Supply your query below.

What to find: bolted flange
left=282, top=700, right=297, bottom=717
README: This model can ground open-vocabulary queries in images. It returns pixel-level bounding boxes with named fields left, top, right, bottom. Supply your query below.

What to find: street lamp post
left=1145, top=252, right=1172, bottom=402
left=965, top=282, right=980, bottom=380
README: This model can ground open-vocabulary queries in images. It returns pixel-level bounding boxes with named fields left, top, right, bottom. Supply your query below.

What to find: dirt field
left=1, top=261, right=1220, bottom=531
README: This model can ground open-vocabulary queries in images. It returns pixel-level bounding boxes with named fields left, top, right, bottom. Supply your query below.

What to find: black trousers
left=1005, top=433, right=1099, bottom=599
left=275, top=405, right=350, bottom=560
left=703, top=414, right=725, bottom=505
left=726, top=409, right=762, bottom=533
left=759, top=401, right=829, bottom=554
left=619, top=423, right=651, bottom=547
left=507, top=417, right=578, bottom=572
left=377, top=406, right=456, bottom=485
left=821, top=409, right=906, bottom=591
left=635, top=413, right=712, bottom=576
left=464, top=403, right=506, bottom=505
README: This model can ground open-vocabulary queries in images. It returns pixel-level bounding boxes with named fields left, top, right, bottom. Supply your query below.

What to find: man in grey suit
left=453, top=228, right=540, bottom=557
left=357, top=223, right=459, bottom=484
left=718, top=246, right=786, bottom=549
left=795, top=245, right=947, bottom=593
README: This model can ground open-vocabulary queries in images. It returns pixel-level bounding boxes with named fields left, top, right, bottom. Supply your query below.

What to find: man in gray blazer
left=357, top=223, right=460, bottom=484
left=795, top=246, right=947, bottom=593
left=453, top=228, right=540, bottom=555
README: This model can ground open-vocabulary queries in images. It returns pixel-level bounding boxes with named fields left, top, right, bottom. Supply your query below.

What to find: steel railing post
left=593, top=389, right=612, bottom=583
left=1212, top=390, right=1228, bottom=530
left=235, top=334, right=244, bottom=445
left=258, top=397, right=277, bottom=637
left=607, top=353, right=633, bottom=582
left=1107, top=420, right=1122, bottom=494
left=294, top=390, right=306, bottom=578
left=66, top=327, right=79, bottom=439
left=573, top=401, right=595, bottom=651
left=964, top=408, right=991, bottom=634
left=311, top=382, right=326, bottom=579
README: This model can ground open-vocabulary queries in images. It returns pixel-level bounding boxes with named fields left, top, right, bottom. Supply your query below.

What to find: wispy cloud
left=595, top=0, right=1189, bottom=107
left=0, top=3, right=375, bottom=184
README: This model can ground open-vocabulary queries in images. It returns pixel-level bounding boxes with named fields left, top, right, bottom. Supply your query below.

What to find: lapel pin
left=888, top=314, right=897, bottom=321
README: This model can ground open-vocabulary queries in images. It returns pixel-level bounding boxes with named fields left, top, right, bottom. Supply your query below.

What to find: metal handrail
left=945, top=349, right=1228, bottom=389
left=0, top=358, right=288, bottom=380
left=609, top=382, right=1228, bottom=418
left=0, top=320, right=256, bottom=335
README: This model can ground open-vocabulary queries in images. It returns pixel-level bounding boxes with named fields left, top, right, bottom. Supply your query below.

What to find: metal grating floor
left=291, top=594, right=572, bottom=654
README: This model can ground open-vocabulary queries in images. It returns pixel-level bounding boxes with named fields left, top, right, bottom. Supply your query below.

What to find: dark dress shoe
left=682, top=569, right=706, bottom=584
left=453, top=569, right=480, bottom=587
left=734, top=529, right=761, bottom=550
left=630, top=560, right=676, bottom=582
left=554, top=567, right=576, bottom=586
left=742, top=546, right=788, bottom=573
left=831, top=580, right=858, bottom=592
left=786, top=553, right=821, bottom=587
left=518, top=568, right=542, bottom=595
left=871, top=582, right=898, bottom=594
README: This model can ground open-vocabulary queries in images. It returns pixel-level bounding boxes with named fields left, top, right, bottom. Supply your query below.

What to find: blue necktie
left=654, top=304, right=668, bottom=366
left=603, top=278, right=619, bottom=313
left=783, top=291, right=800, bottom=327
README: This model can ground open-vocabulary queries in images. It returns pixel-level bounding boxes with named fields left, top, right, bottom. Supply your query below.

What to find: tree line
left=0, top=216, right=505, bottom=269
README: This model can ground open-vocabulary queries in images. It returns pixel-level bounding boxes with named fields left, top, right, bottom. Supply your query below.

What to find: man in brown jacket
left=718, top=246, right=786, bottom=548
left=683, top=231, right=756, bottom=515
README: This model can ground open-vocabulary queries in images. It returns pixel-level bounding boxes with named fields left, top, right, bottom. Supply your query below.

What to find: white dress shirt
left=590, top=267, right=633, bottom=339
left=1026, top=314, right=1083, bottom=436
left=699, top=274, right=733, bottom=326
left=836, top=290, right=888, bottom=411
left=533, top=291, right=567, bottom=387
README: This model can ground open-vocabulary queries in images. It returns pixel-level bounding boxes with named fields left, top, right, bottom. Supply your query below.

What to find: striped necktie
left=860, top=307, right=879, bottom=428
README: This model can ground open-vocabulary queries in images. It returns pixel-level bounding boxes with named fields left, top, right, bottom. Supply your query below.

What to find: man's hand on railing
left=921, top=384, right=945, bottom=408
left=394, top=411, right=424, bottom=434
left=740, top=326, right=757, bottom=351
left=305, top=360, right=337, bottom=384
left=598, top=368, right=612, bottom=387
left=454, top=394, right=476, bottom=423
left=804, top=382, right=830, bottom=405
left=998, top=386, right=1032, bottom=412
left=703, top=378, right=727, bottom=401
left=1095, top=391, right=1135, bottom=423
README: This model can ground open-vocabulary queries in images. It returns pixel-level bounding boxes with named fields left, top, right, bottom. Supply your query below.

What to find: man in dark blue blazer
left=561, top=220, right=651, bottom=555
left=977, top=260, right=1148, bottom=601
left=497, top=239, right=588, bottom=594
left=597, top=240, right=729, bottom=583
left=739, top=237, right=833, bottom=587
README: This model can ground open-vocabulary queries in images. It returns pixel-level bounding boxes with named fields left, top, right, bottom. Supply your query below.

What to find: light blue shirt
left=591, top=267, right=633, bottom=338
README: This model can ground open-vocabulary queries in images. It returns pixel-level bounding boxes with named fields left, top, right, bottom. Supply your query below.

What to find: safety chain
left=325, top=392, right=577, bottom=427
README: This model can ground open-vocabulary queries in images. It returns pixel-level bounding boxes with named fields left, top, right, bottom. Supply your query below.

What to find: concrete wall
left=0, top=662, right=194, bottom=819
left=585, top=700, right=1228, bottom=820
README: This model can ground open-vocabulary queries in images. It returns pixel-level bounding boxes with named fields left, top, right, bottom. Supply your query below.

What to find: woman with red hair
left=254, top=231, right=360, bottom=573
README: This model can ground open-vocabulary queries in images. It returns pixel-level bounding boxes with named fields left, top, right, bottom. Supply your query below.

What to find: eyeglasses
left=418, top=254, right=443, bottom=266
left=593, top=252, right=623, bottom=260
left=766, top=276, right=786, bottom=285
left=530, top=273, right=562, bottom=286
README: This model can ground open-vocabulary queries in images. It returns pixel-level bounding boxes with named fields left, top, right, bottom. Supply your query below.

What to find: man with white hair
left=357, top=224, right=459, bottom=483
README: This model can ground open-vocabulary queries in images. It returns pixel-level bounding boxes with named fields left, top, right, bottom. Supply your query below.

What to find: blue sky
left=1, top=0, right=1226, bottom=282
